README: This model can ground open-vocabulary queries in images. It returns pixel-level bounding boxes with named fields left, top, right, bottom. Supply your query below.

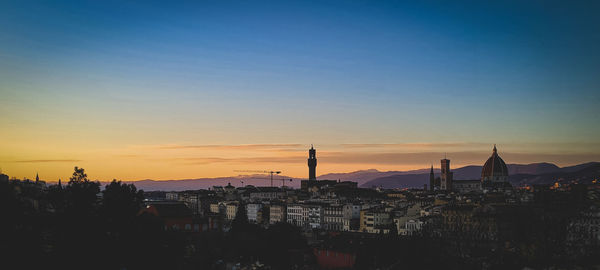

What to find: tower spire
left=493, top=144, right=497, bottom=153
left=308, top=145, right=317, bottom=180
left=429, top=164, right=435, bottom=192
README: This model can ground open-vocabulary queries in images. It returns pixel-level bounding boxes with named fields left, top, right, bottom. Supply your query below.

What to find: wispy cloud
left=113, top=154, right=141, bottom=158
left=161, top=151, right=600, bottom=167
left=321, top=151, right=600, bottom=166
left=153, top=144, right=304, bottom=150
left=167, top=156, right=304, bottom=165
left=11, top=159, right=82, bottom=163
left=126, top=142, right=600, bottom=170
left=340, top=143, right=482, bottom=149
left=169, top=157, right=235, bottom=165
left=137, top=142, right=600, bottom=153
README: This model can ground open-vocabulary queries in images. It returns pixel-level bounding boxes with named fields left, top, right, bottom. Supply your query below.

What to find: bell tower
left=440, top=157, right=453, bottom=191
left=308, top=145, right=317, bottom=180
left=429, top=165, right=435, bottom=191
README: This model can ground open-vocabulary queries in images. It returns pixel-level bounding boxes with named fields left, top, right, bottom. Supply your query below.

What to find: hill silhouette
left=361, top=162, right=600, bottom=189
left=115, top=162, right=599, bottom=191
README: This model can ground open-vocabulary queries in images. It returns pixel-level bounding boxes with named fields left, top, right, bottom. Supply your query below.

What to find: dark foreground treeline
left=0, top=167, right=166, bottom=269
left=0, top=167, right=312, bottom=270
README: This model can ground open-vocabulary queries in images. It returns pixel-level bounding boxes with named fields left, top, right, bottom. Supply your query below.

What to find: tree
left=388, top=222, right=399, bottom=238
left=69, top=166, right=88, bottom=183
left=231, top=203, right=249, bottom=233
left=65, top=166, right=100, bottom=215
left=102, top=180, right=144, bottom=220
left=261, top=222, right=307, bottom=268
left=46, top=184, right=66, bottom=212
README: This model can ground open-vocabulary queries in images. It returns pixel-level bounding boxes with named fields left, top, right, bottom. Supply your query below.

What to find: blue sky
left=1, top=0, right=599, bottom=180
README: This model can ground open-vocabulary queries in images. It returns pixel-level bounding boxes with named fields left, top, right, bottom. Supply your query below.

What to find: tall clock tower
left=308, top=145, right=317, bottom=180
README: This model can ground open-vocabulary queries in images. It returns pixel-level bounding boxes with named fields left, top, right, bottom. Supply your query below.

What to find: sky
left=1, top=0, right=599, bottom=182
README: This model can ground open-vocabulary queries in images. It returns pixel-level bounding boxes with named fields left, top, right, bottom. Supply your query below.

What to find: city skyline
left=2, top=1, right=600, bottom=181
left=3, top=143, right=599, bottom=182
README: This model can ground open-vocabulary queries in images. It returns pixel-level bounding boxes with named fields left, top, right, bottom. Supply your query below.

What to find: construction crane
left=234, top=170, right=281, bottom=187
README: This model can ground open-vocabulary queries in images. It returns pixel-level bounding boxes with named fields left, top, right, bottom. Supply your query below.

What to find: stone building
left=481, top=145, right=511, bottom=190
left=226, top=202, right=239, bottom=221
left=246, top=203, right=263, bottom=223
left=304, top=204, right=324, bottom=229
left=269, top=204, right=286, bottom=224
left=360, top=208, right=392, bottom=234
left=323, top=204, right=344, bottom=231
left=343, top=204, right=362, bottom=231
left=287, top=204, right=304, bottom=227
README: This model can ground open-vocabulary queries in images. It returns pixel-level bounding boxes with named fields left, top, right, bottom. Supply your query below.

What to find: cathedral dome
left=481, top=145, right=509, bottom=182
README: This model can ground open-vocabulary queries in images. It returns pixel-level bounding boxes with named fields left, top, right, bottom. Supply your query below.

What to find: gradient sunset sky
left=1, top=0, right=599, bottom=181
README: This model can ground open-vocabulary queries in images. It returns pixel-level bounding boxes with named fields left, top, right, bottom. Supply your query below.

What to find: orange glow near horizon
left=2, top=142, right=599, bottom=182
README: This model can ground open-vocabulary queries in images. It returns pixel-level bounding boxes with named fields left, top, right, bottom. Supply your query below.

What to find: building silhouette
left=440, top=157, right=453, bottom=191
left=481, top=144, right=511, bottom=190
left=301, top=145, right=358, bottom=192
left=308, top=144, right=317, bottom=181
left=429, top=165, right=435, bottom=191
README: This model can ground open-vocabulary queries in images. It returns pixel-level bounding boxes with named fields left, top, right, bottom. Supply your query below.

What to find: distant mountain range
left=361, top=162, right=600, bottom=189
left=121, top=174, right=302, bottom=192
left=120, top=162, right=600, bottom=191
